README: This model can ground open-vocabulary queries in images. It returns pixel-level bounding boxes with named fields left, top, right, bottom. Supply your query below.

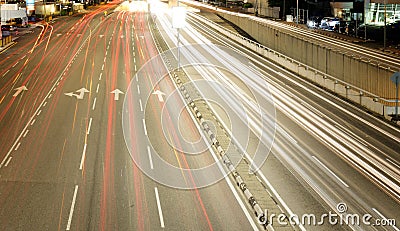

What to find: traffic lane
left=184, top=19, right=400, bottom=217
left=124, top=9, right=256, bottom=228
left=168, top=40, right=398, bottom=230
left=185, top=12, right=400, bottom=164
left=0, top=66, right=93, bottom=231
left=261, top=111, right=400, bottom=230
left=132, top=75, right=257, bottom=230
left=0, top=11, right=117, bottom=230
left=264, top=65, right=400, bottom=160
left=0, top=15, right=99, bottom=159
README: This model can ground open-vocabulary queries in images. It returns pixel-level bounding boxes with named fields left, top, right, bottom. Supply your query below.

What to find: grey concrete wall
left=215, top=12, right=399, bottom=119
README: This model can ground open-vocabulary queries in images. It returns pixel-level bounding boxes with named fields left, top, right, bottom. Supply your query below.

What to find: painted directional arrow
left=110, top=89, right=124, bottom=101
left=65, top=88, right=89, bottom=99
left=13, top=86, right=28, bottom=97
left=76, top=88, right=89, bottom=99
left=152, top=90, right=165, bottom=102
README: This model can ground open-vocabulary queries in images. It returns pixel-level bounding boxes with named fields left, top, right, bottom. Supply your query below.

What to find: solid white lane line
left=99, top=73, right=102, bottom=81
left=147, top=146, right=154, bottom=169
left=23, top=130, right=29, bottom=138
left=66, top=185, right=79, bottom=230
left=154, top=187, right=165, bottom=228
left=142, top=119, right=147, bottom=136
left=96, top=83, right=100, bottom=93
left=14, top=142, right=21, bottom=151
left=137, top=85, right=140, bottom=94
left=3, top=70, right=10, bottom=77
left=92, top=98, right=97, bottom=110
left=4, top=157, right=12, bottom=167
left=87, top=118, right=93, bottom=135
left=79, top=143, right=87, bottom=170
left=386, top=158, right=400, bottom=169
left=139, top=99, right=143, bottom=112
left=312, top=156, right=349, bottom=188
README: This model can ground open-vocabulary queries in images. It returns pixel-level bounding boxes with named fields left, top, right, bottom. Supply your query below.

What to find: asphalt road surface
left=0, top=1, right=399, bottom=231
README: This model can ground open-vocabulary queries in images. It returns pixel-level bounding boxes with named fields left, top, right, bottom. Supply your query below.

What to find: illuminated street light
left=172, top=6, right=186, bottom=71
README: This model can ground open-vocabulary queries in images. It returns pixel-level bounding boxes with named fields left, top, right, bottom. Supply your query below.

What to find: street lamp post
left=172, top=4, right=186, bottom=71
left=296, top=0, right=299, bottom=24
left=383, top=0, right=387, bottom=50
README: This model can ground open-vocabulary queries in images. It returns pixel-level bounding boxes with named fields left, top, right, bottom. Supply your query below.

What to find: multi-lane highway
left=0, top=2, right=259, bottom=230
left=0, top=0, right=399, bottom=231
left=151, top=2, right=400, bottom=230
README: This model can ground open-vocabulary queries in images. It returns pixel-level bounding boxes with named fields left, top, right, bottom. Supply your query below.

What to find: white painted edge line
left=79, top=143, right=87, bottom=170
left=2, top=70, right=10, bottom=77
left=154, top=187, right=165, bottom=228
left=66, top=185, right=79, bottom=230
left=312, top=155, right=349, bottom=188
left=92, top=98, right=97, bottom=111
left=87, top=118, right=93, bottom=135
left=142, top=119, right=147, bottom=136
left=147, top=146, right=154, bottom=169
left=139, top=99, right=143, bottom=112
left=14, top=142, right=21, bottom=151
left=4, top=157, right=12, bottom=167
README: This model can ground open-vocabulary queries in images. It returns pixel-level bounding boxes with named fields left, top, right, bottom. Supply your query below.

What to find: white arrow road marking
left=152, top=90, right=165, bottom=102
left=13, top=86, right=28, bottom=97
left=65, top=88, right=89, bottom=99
left=110, top=89, right=124, bottom=101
